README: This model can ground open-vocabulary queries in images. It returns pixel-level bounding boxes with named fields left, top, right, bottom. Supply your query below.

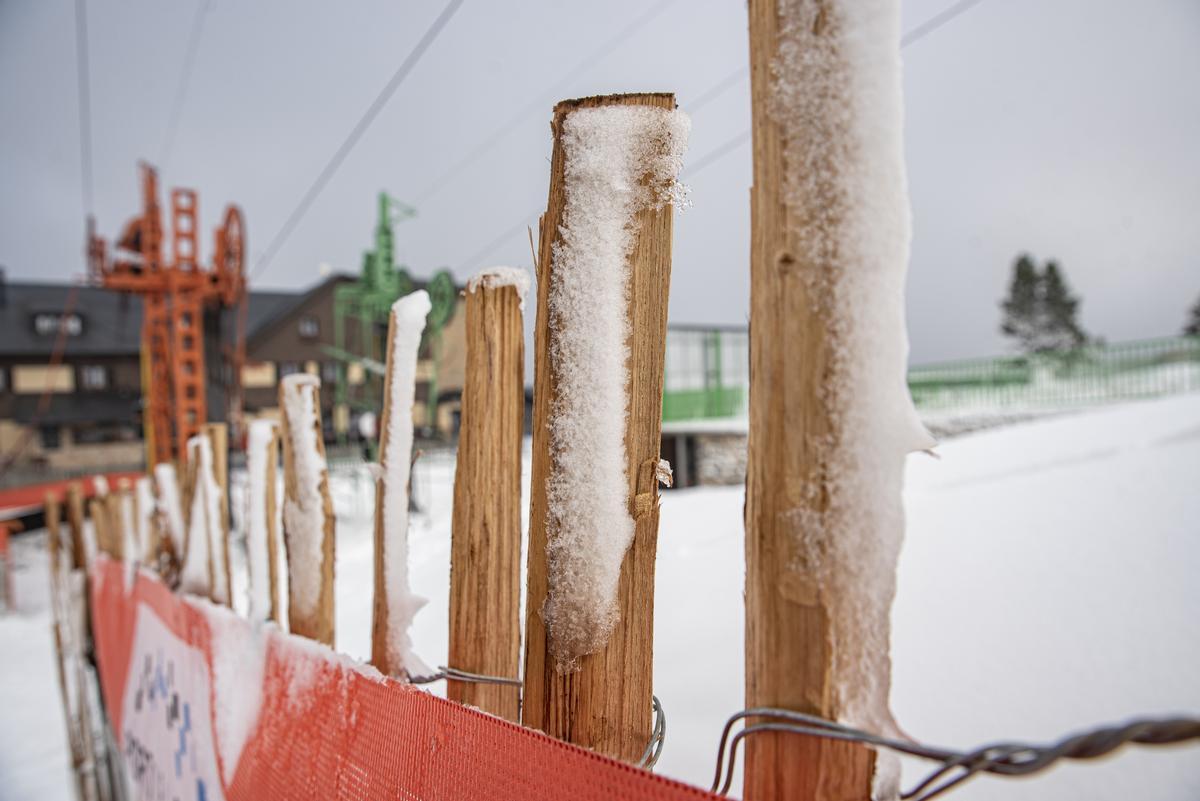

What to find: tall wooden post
left=65, top=482, right=86, bottom=570
left=522, top=93, right=678, bottom=761
left=280, top=376, right=336, bottom=645
left=744, top=1, right=921, bottom=798
left=204, top=423, right=232, bottom=606
left=264, top=428, right=282, bottom=624
left=448, top=273, right=526, bottom=721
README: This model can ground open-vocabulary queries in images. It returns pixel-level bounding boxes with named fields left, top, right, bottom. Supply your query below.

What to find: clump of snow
left=154, top=462, right=186, bottom=558
left=118, top=488, right=138, bottom=589
left=768, top=0, right=934, bottom=742
left=542, top=103, right=689, bottom=668
left=245, top=420, right=276, bottom=622
left=189, top=597, right=268, bottom=786
left=466, top=266, right=532, bottom=310
left=134, top=477, right=156, bottom=565
left=377, top=291, right=433, bottom=678
left=180, top=436, right=214, bottom=596
left=280, top=374, right=330, bottom=622
left=92, top=474, right=109, bottom=497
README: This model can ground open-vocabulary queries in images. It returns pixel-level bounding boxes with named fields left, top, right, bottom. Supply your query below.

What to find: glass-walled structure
left=662, top=326, right=749, bottom=422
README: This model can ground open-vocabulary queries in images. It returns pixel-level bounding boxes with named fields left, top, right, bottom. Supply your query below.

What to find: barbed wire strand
left=638, top=695, right=667, bottom=769
left=711, top=708, right=1200, bottom=800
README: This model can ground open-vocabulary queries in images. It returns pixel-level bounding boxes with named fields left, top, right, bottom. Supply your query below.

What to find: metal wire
left=408, top=666, right=522, bottom=687
left=711, top=708, right=1200, bottom=800
left=638, top=695, right=667, bottom=769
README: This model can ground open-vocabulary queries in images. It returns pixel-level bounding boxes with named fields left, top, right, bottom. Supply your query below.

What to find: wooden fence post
left=204, top=423, right=232, bottom=606
left=246, top=420, right=283, bottom=624
left=65, top=482, right=86, bottom=569
left=280, top=375, right=336, bottom=645
left=522, top=93, right=683, bottom=761
left=448, top=271, right=527, bottom=721
left=743, top=2, right=926, bottom=798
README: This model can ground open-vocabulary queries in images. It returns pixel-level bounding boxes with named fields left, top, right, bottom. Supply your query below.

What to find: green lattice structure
left=332, top=192, right=456, bottom=442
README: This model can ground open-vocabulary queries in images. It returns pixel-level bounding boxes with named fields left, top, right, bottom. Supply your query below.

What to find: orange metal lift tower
left=88, top=163, right=246, bottom=466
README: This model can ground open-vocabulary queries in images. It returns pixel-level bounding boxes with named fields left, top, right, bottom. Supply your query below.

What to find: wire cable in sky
left=73, top=0, right=94, bottom=218
left=160, top=0, right=214, bottom=172
left=252, top=0, right=465, bottom=280
left=414, top=0, right=678, bottom=205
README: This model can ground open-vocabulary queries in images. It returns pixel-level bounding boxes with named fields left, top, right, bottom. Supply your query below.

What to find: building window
left=13, top=364, right=74, bottom=394
left=321, top=362, right=338, bottom=384
left=298, top=315, right=320, bottom=339
left=32, top=312, right=84, bottom=337
left=0, top=368, right=6, bottom=393
left=241, top=361, right=277, bottom=389
left=40, top=425, right=61, bottom=450
left=80, top=365, right=108, bottom=391
left=278, top=361, right=300, bottom=378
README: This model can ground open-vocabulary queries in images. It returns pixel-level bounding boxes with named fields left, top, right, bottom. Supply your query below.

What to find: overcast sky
left=2, top=0, right=1197, bottom=363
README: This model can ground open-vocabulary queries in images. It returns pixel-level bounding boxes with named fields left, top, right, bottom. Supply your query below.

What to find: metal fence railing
left=908, top=335, right=1200, bottom=412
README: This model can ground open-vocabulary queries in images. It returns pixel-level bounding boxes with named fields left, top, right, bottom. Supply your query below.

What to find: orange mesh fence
left=90, top=557, right=719, bottom=801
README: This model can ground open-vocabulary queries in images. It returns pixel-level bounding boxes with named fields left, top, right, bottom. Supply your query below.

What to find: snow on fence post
left=522, top=93, right=688, bottom=761
left=203, top=423, right=233, bottom=607
left=65, top=481, right=87, bottom=570
left=134, top=476, right=158, bottom=567
left=448, top=268, right=529, bottom=721
left=88, top=495, right=116, bottom=560
left=370, top=291, right=432, bottom=679
left=743, top=2, right=934, bottom=799
left=246, top=419, right=283, bottom=623
left=180, top=435, right=218, bottom=598
left=279, top=373, right=336, bottom=645
left=153, top=461, right=186, bottom=573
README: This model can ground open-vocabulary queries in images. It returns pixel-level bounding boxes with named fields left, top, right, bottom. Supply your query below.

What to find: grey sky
left=2, top=0, right=1197, bottom=363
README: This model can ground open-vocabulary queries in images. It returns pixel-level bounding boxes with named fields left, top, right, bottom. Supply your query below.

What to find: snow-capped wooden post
left=246, top=420, right=283, bottom=623
left=280, top=374, right=336, bottom=645
left=370, top=292, right=432, bottom=679
left=448, top=269, right=528, bottom=721
left=523, top=93, right=688, bottom=761
left=203, top=423, right=233, bottom=606
left=65, top=482, right=86, bottom=569
left=744, top=2, right=933, bottom=799
left=46, top=491, right=63, bottom=575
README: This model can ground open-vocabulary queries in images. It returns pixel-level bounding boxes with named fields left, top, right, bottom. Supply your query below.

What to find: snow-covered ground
left=3, top=394, right=1198, bottom=799
left=0, top=533, right=75, bottom=801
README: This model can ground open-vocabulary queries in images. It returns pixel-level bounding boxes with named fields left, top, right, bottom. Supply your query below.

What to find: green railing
left=662, top=386, right=746, bottom=422
left=908, top=335, right=1200, bottom=412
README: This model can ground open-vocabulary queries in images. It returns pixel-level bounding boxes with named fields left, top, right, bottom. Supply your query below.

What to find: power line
left=414, top=0, right=678, bottom=205
left=73, top=0, right=94, bottom=218
left=251, top=0, right=465, bottom=281
left=454, top=0, right=989, bottom=273
left=160, top=0, right=214, bottom=171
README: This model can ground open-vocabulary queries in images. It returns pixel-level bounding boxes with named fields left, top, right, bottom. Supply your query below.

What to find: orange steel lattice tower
left=88, top=163, right=247, bottom=466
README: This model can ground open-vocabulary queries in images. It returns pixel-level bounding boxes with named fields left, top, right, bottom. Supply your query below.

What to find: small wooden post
left=65, top=482, right=86, bottom=569
left=46, top=491, right=63, bottom=577
left=448, top=274, right=525, bottom=721
left=88, top=498, right=113, bottom=559
left=279, top=376, right=336, bottom=645
left=264, top=427, right=282, bottom=623
left=204, top=423, right=233, bottom=606
left=522, top=93, right=678, bottom=761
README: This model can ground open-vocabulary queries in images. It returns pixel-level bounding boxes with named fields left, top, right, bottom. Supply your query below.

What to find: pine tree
left=1000, top=254, right=1040, bottom=352
left=1184, top=296, right=1200, bottom=337
left=1039, top=260, right=1088, bottom=352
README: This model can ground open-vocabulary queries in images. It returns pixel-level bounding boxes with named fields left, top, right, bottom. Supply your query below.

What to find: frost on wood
left=378, top=291, right=432, bottom=678
left=280, top=374, right=329, bottom=623
left=134, top=477, right=156, bottom=565
left=542, top=104, right=689, bottom=668
left=190, top=598, right=268, bottom=786
left=245, top=420, right=275, bottom=622
left=180, top=436, right=214, bottom=596
left=769, top=0, right=935, bottom=739
left=154, top=462, right=185, bottom=559
left=466, top=266, right=532, bottom=310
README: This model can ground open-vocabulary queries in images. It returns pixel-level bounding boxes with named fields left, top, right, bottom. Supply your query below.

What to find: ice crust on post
left=154, top=462, right=185, bottom=559
left=466, top=266, right=531, bottom=310
left=377, top=290, right=432, bottom=678
left=770, top=0, right=934, bottom=737
left=180, top=436, right=215, bottom=596
left=542, top=104, right=689, bottom=667
left=134, top=476, right=156, bottom=565
left=280, top=374, right=328, bottom=624
left=245, top=420, right=275, bottom=622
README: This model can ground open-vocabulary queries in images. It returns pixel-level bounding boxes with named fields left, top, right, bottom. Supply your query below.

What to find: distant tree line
left=999, top=254, right=1090, bottom=354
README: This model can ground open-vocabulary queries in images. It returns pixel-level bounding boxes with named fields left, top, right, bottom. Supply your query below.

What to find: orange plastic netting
left=90, top=557, right=718, bottom=801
